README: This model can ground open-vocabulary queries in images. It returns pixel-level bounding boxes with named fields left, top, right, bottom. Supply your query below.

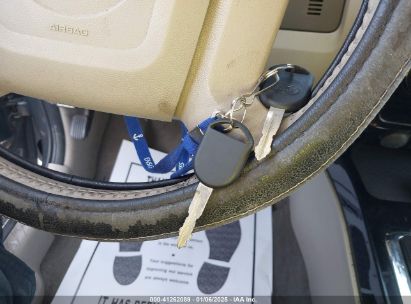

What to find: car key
left=177, top=119, right=254, bottom=248
left=254, top=65, right=314, bottom=161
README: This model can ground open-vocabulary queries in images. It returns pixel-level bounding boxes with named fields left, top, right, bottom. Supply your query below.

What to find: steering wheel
left=0, top=0, right=409, bottom=240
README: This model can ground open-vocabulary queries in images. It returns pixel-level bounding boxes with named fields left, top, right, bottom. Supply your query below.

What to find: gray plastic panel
left=281, top=0, right=346, bottom=33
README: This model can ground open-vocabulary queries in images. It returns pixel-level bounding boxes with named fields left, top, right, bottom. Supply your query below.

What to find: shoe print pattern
left=197, top=221, right=241, bottom=294
left=113, top=242, right=143, bottom=285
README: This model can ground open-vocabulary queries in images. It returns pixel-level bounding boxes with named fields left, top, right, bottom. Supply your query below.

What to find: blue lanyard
left=124, top=116, right=216, bottom=178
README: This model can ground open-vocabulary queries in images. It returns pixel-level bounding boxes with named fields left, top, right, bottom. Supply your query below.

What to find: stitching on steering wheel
left=283, top=0, right=373, bottom=129
left=194, top=0, right=408, bottom=231
left=0, top=0, right=376, bottom=199
left=196, top=58, right=410, bottom=233
left=0, top=159, right=198, bottom=199
left=0, top=0, right=409, bottom=241
left=264, top=1, right=376, bottom=158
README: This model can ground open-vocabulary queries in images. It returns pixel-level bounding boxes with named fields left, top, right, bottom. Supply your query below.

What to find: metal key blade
left=254, top=107, right=285, bottom=161
left=177, top=183, right=213, bottom=248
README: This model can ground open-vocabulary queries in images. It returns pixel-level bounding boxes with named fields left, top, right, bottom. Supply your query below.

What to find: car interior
left=0, top=0, right=410, bottom=303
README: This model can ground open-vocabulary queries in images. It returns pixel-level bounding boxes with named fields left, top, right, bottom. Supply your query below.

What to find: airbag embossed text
left=49, top=24, right=89, bottom=37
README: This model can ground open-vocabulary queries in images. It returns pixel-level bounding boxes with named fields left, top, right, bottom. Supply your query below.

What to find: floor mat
left=52, top=140, right=273, bottom=303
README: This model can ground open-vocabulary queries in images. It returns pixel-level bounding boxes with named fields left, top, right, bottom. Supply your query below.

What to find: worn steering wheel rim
left=0, top=0, right=409, bottom=240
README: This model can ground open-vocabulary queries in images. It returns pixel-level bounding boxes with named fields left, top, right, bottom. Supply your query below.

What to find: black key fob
left=259, top=65, right=314, bottom=113
left=194, top=119, right=254, bottom=188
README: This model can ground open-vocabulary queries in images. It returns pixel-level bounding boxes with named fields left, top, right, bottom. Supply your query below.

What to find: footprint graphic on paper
left=197, top=221, right=241, bottom=294
left=113, top=242, right=143, bottom=285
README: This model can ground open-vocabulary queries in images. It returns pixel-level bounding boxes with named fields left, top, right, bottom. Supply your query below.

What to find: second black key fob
left=259, top=65, right=314, bottom=113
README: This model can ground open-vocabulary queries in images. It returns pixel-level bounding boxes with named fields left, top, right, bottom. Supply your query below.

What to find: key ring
left=212, top=99, right=245, bottom=132
left=214, top=64, right=296, bottom=129
left=246, top=63, right=296, bottom=103
left=227, top=97, right=248, bottom=122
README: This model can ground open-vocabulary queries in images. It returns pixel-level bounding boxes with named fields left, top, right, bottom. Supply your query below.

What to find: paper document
left=53, top=140, right=273, bottom=303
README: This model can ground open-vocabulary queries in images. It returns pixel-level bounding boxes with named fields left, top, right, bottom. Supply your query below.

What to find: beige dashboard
left=0, top=0, right=360, bottom=129
left=0, top=0, right=209, bottom=120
